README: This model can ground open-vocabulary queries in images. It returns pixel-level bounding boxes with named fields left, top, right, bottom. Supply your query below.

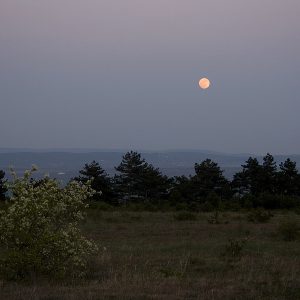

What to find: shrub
left=222, top=238, right=248, bottom=261
left=247, top=208, right=273, bottom=223
left=173, top=211, right=197, bottom=221
left=0, top=167, right=98, bottom=280
left=278, top=220, right=299, bottom=241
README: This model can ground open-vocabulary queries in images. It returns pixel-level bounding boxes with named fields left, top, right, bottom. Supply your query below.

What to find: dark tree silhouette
left=74, top=161, right=114, bottom=203
left=234, top=157, right=263, bottom=196
left=169, top=175, right=194, bottom=203
left=277, top=158, right=300, bottom=196
left=0, top=170, right=7, bottom=201
left=191, top=159, right=231, bottom=200
left=114, top=151, right=170, bottom=201
left=261, top=153, right=277, bottom=194
left=232, top=170, right=250, bottom=197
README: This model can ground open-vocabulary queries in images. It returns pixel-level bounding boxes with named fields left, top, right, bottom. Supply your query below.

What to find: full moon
left=199, top=78, right=210, bottom=90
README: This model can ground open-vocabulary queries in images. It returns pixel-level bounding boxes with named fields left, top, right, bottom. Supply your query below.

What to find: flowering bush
left=0, top=167, right=98, bottom=280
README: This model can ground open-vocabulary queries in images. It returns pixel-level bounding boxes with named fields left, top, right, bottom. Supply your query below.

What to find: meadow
left=1, top=209, right=300, bottom=300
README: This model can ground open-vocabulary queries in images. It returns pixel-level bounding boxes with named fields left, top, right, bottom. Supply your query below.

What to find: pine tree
left=142, top=164, right=170, bottom=200
left=277, top=158, right=299, bottom=196
left=238, top=157, right=263, bottom=196
left=169, top=175, right=193, bottom=203
left=114, top=151, right=147, bottom=200
left=232, top=170, right=250, bottom=196
left=192, top=159, right=230, bottom=200
left=114, top=151, right=170, bottom=201
left=73, top=161, right=113, bottom=202
left=261, top=153, right=277, bottom=194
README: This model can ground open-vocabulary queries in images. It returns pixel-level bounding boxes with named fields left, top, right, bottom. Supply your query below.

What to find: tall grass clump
left=0, top=167, right=98, bottom=280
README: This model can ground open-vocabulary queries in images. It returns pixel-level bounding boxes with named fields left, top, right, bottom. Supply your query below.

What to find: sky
left=0, top=0, right=299, bottom=154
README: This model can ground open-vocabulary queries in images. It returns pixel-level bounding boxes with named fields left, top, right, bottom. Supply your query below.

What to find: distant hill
left=0, top=149, right=299, bottom=183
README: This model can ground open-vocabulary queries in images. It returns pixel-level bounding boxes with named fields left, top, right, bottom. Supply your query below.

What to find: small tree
left=74, top=160, right=114, bottom=203
left=0, top=167, right=98, bottom=280
left=0, top=170, right=7, bottom=201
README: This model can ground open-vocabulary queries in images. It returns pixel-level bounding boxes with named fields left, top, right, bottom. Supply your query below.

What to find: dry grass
left=1, top=210, right=300, bottom=299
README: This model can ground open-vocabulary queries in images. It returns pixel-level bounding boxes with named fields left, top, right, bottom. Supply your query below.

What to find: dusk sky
left=1, top=0, right=299, bottom=154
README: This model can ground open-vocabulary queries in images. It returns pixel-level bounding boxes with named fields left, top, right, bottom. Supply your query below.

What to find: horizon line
left=0, top=147, right=299, bottom=157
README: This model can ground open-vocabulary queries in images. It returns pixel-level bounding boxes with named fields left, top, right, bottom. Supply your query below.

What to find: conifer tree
left=74, top=161, right=113, bottom=202
left=277, top=158, right=299, bottom=196
left=192, top=159, right=230, bottom=200
left=115, top=151, right=170, bottom=201
left=237, top=157, right=263, bottom=196
left=261, top=153, right=277, bottom=194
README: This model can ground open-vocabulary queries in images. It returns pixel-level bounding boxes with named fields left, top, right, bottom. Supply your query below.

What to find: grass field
left=1, top=210, right=300, bottom=299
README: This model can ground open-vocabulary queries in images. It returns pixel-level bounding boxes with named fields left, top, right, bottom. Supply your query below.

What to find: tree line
left=1, top=151, right=300, bottom=210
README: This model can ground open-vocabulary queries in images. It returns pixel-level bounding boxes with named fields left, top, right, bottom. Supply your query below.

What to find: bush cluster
left=0, top=168, right=98, bottom=280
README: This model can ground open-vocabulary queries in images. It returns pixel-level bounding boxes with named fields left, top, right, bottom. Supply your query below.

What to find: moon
left=199, top=78, right=210, bottom=90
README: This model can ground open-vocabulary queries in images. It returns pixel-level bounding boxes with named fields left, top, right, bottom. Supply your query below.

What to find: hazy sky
left=1, top=0, right=299, bottom=154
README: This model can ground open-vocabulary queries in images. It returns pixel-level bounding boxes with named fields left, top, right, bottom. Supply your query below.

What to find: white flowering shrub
left=0, top=167, right=98, bottom=280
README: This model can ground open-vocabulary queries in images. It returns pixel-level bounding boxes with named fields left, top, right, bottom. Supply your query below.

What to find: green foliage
left=173, top=211, right=197, bottom=221
left=278, top=220, right=299, bottom=241
left=247, top=208, right=273, bottom=223
left=0, top=167, right=98, bottom=280
left=74, top=160, right=115, bottom=203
